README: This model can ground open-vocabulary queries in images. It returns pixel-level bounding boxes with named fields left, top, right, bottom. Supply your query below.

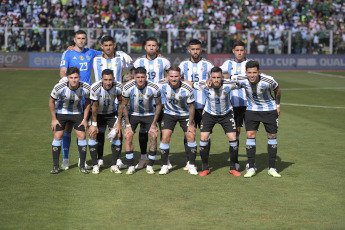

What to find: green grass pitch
left=0, top=69, right=344, bottom=229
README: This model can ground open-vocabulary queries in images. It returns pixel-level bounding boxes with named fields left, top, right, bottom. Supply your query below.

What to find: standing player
left=92, top=35, right=132, bottom=169
left=49, top=67, right=91, bottom=174
left=179, top=39, right=214, bottom=170
left=157, top=66, right=197, bottom=175
left=188, top=67, right=242, bottom=176
left=239, top=61, right=282, bottom=178
left=220, top=41, right=251, bottom=170
left=133, top=37, right=171, bottom=170
left=88, top=69, right=123, bottom=174
left=116, top=67, right=162, bottom=175
left=59, top=30, right=102, bottom=170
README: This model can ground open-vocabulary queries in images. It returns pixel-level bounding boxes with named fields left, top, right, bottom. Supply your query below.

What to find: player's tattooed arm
left=89, top=101, right=99, bottom=138
left=274, top=86, right=281, bottom=115
left=187, top=103, right=196, bottom=135
left=152, top=97, right=162, bottom=126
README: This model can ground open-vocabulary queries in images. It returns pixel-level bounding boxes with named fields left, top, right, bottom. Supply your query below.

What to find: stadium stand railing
left=1, top=27, right=344, bottom=55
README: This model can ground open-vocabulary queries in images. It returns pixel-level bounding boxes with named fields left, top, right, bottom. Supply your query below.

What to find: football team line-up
left=49, top=30, right=282, bottom=178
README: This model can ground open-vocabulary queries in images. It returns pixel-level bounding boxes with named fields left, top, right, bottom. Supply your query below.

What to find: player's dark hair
left=167, top=65, right=181, bottom=73
left=101, top=35, right=115, bottom=44
left=102, top=69, right=114, bottom=77
left=130, top=67, right=136, bottom=73
left=189, top=39, right=202, bottom=46
left=135, top=67, right=147, bottom=75
left=145, top=37, right=158, bottom=45
left=75, top=30, right=87, bottom=37
left=233, top=41, right=246, bottom=49
left=210, top=67, right=222, bottom=74
left=246, top=60, right=260, bottom=70
left=67, top=67, right=80, bottom=76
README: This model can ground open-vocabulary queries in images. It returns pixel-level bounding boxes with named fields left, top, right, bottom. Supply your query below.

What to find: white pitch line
left=282, top=87, right=345, bottom=91
left=281, top=103, right=345, bottom=109
left=307, top=71, right=345, bottom=79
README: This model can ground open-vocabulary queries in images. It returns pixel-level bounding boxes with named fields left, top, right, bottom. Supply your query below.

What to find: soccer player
left=92, top=35, right=132, bottom=169
left=133, top=37, right=171, bottom=170
left=239, top=61, right=282, bottom=178
left=179, top=39, right=214, bottom=170
left=49, top=67, right=91, bottom=174
left=116, top=67, right=162, bottom=175
left=59, top=30, right=102, bottom=170
left=93, top=35, right=133, bottom=83
left=220, top=41, right=252, bottom=169
left=189, top=67, right=242, bottom=176
left=157, top=66, right=197, bottom=175
left=88, top=69, right=123, bottom=174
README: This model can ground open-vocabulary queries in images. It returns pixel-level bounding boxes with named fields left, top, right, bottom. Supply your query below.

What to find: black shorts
left=97, top=112, right=118, bottom=128
left=194, top=109, right=203, bottom=128
left=200, top=111, right=236, bottom=133
left=161, top=114, right=190, bottom=132
left=245, top=110, right=279, bottom=134
left=129, top=115, right=155, bottom=132
left=233, top=106, right=246, bottom=128
left=55, top=114, right=85, bottom=132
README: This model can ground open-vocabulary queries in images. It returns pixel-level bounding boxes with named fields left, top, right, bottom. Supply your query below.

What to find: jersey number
left=229, top=118, right=236, bottom=129
left=148, top=72, right=156, bottom=80
left=192, top=74, right=199, bottom=82
left=168, top=98, right=177, bottom=104
left=80, top=62, right=88, bottom=71
left=215, top=98, right=220, bottom=104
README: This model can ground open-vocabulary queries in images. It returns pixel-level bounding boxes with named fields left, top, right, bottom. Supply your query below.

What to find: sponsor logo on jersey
left=157, top=64, right=161, bottom=69
left=201, top=67, right=204, bottom=72
left=80, top=56, right=84, bottom=61
left=115, top=62, right=118, bottom=67
left=73, top=57, right=77, bottom=59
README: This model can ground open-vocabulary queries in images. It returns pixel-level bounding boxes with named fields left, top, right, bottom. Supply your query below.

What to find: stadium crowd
left=1, top=0, right=345, bottom=54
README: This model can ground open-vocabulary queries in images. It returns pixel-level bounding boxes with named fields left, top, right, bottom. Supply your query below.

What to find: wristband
left=125, top=124, right=131, bottom=127
left=91, top=121, right=97, bottom=126
left=276, top=104, right=280, bottom=108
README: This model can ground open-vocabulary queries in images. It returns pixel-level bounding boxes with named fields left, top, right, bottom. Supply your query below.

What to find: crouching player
left=189, top=67, right=241, bottom=176
left=49, top=67, right=91, bottom=174
left=88, top=69, right=124, bottom=174
left=116, top=67, right=162, bottom=175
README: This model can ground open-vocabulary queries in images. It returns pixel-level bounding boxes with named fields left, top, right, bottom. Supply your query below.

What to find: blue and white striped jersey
left=220, top=58, right=251, bottom=107
left=239, top=74, right=279, bottom=111
left=122, top=81, right=161, bottom=116
left=193, top=80, right=240, bottom=116
left=93, top=51, right=133, bottom=82
left=179, top=58, right=214, bottom=109
left=60, top=49, right=102, bottom=84
left=51, top=81, right=90, bottom=115
left=90, top=81, right=123, bottom=115
left=133, top=55, right=171, bottom=83
left=157, top=80, right=194, bottom=117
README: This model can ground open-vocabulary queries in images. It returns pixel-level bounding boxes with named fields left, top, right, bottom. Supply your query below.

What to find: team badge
left=80, top=56, right=84, bottom=61
left=86, top=55, right=90, bottom=60
left=70, top=94, right=75, bottom=98
left=115, top=62, right=118, bottom=67
left=201, top=67, right=204, bottom=72
left=215, top=92, right=219, bottom=97
left=105, top=95, right=109, bottom=99
left=107, top=63, right=112, bottom=68
left=179, top=96, right=182, bottom=99
left=171, top=93, right=175, bottom=97
left=237, top=66, right=241, bottom=72
left=260, top=88, right=264, bottom=92
left=157, top=64, right=161, bottom=69
left=147, top=94, right=150, bottom=98
left=139, top=94, right=143, bottom=98
left=223, top=92, right=227, bottom=95
left=149, top=64, right=154, bottom=70
left=193, top=67, right=197, bottom=72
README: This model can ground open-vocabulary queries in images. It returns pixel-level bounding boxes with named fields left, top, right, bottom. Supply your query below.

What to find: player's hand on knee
left=79, top=119, right=88, bottom=130
left=51, top=119, right=61, bottom=132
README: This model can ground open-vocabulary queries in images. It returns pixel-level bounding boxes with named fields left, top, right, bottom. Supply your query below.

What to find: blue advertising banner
left=29, top=53, right=61, bottom=68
